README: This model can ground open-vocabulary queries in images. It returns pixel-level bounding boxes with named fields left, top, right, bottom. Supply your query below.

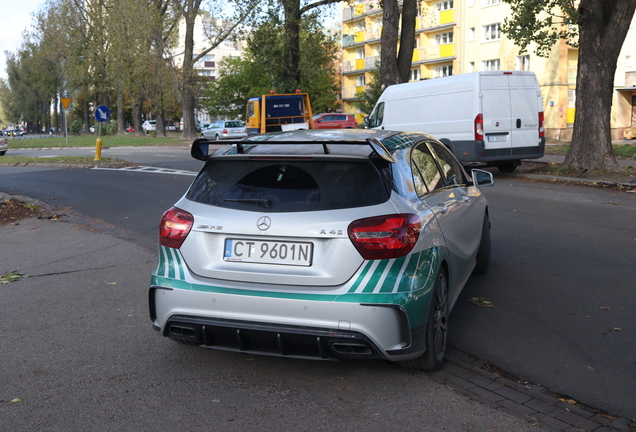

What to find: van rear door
left=480, top=73, right=513, bottom=158
left=480, top=72, right=540, bottom=158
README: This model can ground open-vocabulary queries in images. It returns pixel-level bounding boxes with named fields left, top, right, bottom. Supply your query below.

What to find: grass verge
left=6, top=134, right=187, bottom=149
left=545, top=143, right=636, bottom=159
left=0, top=155, right=134, bottom=167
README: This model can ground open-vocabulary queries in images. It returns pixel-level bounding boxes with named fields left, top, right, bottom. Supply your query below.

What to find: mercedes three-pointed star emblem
left=257, top=216, right=271, bottom=231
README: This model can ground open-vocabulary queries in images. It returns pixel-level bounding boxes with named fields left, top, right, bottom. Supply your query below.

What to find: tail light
left=474, top=114, right=484, bottom=141
left=223, top=128, right=228, bottom=134
left=160, top=207, right=193, bottom=249
left=348, top=214, right=421, bottom=260
left=538, top=112, right=545, bottom=138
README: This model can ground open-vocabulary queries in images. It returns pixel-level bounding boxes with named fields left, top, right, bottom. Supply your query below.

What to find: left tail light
left=160, top=207, right=193, bottom=249
left=538, top=112, right=545, bottom=138
left=348, top=214, right=421, bottom=260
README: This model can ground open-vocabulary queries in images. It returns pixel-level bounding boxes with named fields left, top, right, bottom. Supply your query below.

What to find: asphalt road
left=1, top=148, right=635, bottom=419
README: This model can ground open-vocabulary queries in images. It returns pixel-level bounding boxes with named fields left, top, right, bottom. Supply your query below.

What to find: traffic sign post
left=61, top=98, right=72, bottom=147
left=94, top=105, right=110, bottom=161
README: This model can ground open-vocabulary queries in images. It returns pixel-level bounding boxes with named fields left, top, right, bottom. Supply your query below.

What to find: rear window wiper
left=224, top=198, right=272, bottom=208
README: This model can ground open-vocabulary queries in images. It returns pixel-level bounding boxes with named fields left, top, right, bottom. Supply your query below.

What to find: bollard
left=95, top=137, right=102, bottom=161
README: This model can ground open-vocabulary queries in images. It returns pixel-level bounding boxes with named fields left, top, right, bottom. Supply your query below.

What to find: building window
left=357, top=75, right=366, bottom=86
left=516, top=55, right=530, bottom=71
left=434, top=64, right=453, bottom=77
left=435, top=31, right=454, bottom=45
left=468, top=62, right=475, bottom=72
left=482, top=0, right=501, bottom=5
left=483, top=23, right=501, bottom=41
left=435, top=0, right=454, bottom=11
left=482, top=59, right=500, bottom=70
left=410, top=68, right=421, bottom=81
left=356, top=48, right=365, bottom=59
left=626, top=55, right=633, bottom=68
left=468, top=28, right=475, bottom=41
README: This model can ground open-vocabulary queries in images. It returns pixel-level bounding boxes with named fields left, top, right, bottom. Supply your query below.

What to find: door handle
left=516, top=119, right=521, bottom=128
left=462, top=196, right=470, bottom=203
left=436, top=204, right=449, bottom=214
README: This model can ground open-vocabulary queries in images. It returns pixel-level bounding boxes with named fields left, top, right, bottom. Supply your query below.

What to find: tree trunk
left=283, top=0, right=302, bottom=92
left=180, top=1, right=202, bottom=141
left=117, top=92, right=126, bottom=134
left=381, top=0, right=401, bottom=88
left=564, top=0, right=636, bottom=171
left=396, top=0, right=417, bottom=83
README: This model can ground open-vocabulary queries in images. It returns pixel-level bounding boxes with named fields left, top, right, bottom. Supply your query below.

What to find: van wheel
left=497, top=163, right=517, bottom=173
left=399, top=268, right=448, bottom=371
left=473, top=214, right=491, bottom=274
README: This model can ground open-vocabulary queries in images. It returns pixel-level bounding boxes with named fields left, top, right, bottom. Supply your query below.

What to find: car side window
left=411, top=144, right=444, bottom=197
left=428, top=142, right=465, bottom=186
left=368, top=102, right=384, bottom=128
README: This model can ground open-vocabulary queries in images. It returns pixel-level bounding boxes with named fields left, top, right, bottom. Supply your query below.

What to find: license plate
left=487, top=135, right=507, bottom=142
left=224, top=238, right=313, bottom=266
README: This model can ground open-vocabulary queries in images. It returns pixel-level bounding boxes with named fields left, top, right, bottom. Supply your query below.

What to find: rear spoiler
left=191, top=138, right=395, bottom=163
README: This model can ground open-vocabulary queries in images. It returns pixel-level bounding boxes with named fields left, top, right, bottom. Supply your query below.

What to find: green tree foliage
left=203, top=12, right=340, bottom=118
left=352, top=66, right=382, bottom=117
left=502, top=0, right=636, bottom=171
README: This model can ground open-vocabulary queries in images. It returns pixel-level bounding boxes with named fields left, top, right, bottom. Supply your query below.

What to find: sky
left=0, top=0, right=44, bottom=81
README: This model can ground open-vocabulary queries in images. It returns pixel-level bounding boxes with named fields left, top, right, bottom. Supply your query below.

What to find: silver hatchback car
left=149, top=129, right=493, bottom=370
left=201, top=120, right=247, bottom=140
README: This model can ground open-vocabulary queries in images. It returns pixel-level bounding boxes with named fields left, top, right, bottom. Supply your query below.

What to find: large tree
left=203, top=12, right=340, bottom=118
left=380, top=0, right=418, bottom=88
left=502, top=0, right=636, bottom=171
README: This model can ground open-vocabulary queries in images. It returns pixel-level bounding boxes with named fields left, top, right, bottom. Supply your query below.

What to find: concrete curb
left=428, top=348, right=636, bottom=431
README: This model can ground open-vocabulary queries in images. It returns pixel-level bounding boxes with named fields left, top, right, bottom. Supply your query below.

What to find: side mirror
left=363, top=117, right=369, bottom=129
left=471, top=169, right=494, bottom=187
left=191, top=138, right=211, bottom=161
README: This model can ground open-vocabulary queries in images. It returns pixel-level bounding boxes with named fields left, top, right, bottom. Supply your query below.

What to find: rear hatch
left=177, top=151, right=395, bottom=286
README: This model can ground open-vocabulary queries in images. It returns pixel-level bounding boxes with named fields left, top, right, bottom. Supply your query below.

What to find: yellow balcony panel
left=355, top=58, right=365, bottom=70
left=567, top=108, right=576, bottom=124
left=355, top=30, right=365, bottom=43
left=356, top=85, right=366, bottom=94
left=355, top=3, right=365, bottom=15
left=439, top=10, right=454, bottom=25
left=412, top=50, right=420, bottom=62
left=439, top=44, right=454, bottom=58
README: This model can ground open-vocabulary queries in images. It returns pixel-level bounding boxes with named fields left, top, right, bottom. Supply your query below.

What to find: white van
left=366, top=71, right=545, bottom=172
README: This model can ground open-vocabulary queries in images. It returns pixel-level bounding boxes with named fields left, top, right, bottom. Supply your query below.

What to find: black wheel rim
left=433, top=272, right=449, bottom=361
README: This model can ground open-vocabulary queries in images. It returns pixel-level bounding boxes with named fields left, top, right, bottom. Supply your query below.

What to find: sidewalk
left=1, top=192, right=634, bottom=431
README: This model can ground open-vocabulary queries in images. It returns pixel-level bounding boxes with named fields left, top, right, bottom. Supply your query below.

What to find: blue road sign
left=95, top=105, right=111, bottom=122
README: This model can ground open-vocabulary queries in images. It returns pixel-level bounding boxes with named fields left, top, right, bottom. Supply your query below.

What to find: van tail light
left=348, top=214, right=421, bottom=260
left=160, top=207, right=194, bottom=249
left=538, top=112, right=545, bottom=138
left=474, top=114, right=484, bottom=141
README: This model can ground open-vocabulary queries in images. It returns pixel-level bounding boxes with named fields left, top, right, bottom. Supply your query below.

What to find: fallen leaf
left=0, top=271, right=28, bottom=284
left=614, top=328, right=622, bottom=332
left=11, top=398, right=21, bottom=403
left=105, top=282, right=117, bottom=285
left=600, top=306, right=611, bottom=310
left=468, top=297, right=494, bottom=308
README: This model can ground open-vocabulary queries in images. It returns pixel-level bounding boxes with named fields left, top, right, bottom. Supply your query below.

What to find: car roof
left=207, top=129, right=438, bottom=159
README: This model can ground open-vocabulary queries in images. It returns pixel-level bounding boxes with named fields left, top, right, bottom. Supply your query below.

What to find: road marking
left=91, top=166, right=197, bottom=176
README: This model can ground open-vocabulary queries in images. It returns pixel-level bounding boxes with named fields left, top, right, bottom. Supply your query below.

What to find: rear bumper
left=149, top=285, right=427, bottom=361
left=450, top=138, right=545, bottom=163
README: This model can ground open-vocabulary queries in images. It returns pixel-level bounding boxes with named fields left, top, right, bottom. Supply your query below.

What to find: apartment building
left=341, top=0, right=636, bottom=140
left=173, top=15, right=244, bottom=126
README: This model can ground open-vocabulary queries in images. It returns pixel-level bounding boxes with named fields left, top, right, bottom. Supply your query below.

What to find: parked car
left=126, top=126, right=135, bottom=133
left=166, top=125, right=177, bottom=131
left=149, top=129, right=494, bottom=370
left=0, top=135, right=8, bottom=155
left=201, top=120, right=247, bottom=140
left=312, top=113, right=358, bottom=129
left=142, top=120, right=157, bottom=133
left=4, top=128, right=25, bottom=137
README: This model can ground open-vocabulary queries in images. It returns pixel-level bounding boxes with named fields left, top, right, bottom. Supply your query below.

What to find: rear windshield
left=225, top=121, right=243, bottom=127
left=186, top=159, right=390, bottom=212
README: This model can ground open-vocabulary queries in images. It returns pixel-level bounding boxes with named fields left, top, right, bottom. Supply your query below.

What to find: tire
left=0, top=151, right=6, bottom=156
left=215, top=134, right=221, bottom=141
left=400, top=268, right=449, bottom=371
left=497, top=163, right=517, bottom=173
left=473, top=214, right=491, bottom=274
